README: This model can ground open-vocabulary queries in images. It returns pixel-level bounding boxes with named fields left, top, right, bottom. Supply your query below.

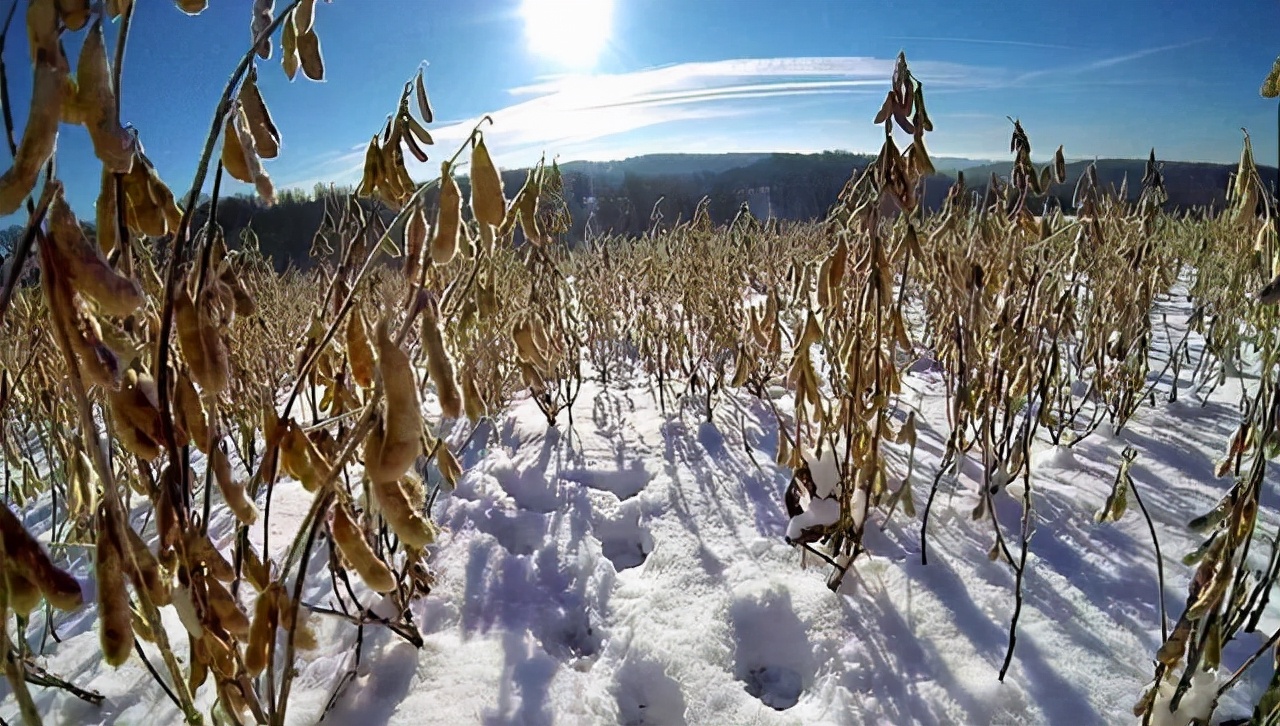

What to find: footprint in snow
left=560, top=461, right=651, bottom=501
left=594, top=502, right=654, bottom=572
left=729, top=587, right=816, bottom=711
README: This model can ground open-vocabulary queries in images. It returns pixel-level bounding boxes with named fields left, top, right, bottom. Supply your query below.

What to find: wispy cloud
left=280, top=56, right=1006, bottom=188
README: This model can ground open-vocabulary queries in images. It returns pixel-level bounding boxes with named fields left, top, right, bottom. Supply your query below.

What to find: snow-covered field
left=3, top=288, right=1278, bottom=726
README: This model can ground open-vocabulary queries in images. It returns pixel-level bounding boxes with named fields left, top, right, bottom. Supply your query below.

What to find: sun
left=521, top=0, right=613, bottom=68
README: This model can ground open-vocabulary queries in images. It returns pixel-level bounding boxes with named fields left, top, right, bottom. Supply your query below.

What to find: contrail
left=886, top=35, right=1079, bottom=51
left=1013, top=38, right=1211, bottom=84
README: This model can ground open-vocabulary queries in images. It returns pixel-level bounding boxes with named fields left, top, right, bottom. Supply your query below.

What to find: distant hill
left=120, top=151, right=1275, bottom=272
left=959, top=158, right=1279, bottom=212
left=557, top=152, right=1000, bottom=186
left=558, top=153, right=773, bottom=182
left=548, top=152, right=1278, bottom=239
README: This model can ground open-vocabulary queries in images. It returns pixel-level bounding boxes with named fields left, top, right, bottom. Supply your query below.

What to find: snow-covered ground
left=3, top=289, right=1279, bottom=726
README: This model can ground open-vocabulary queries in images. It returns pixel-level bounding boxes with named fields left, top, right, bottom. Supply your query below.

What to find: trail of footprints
left=441, top=409, right=815, bottom=722
left=441, top=421, right=656, bottom=686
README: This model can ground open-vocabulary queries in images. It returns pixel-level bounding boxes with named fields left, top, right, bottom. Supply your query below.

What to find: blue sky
left=2, top=0, right=1278, bottom=223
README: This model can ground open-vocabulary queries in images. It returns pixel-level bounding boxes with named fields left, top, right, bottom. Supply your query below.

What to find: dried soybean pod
left=435, top=439, right=462, bottom=488
left=295, top=0, right=317, bottom=32
left=281, top=8, right=300, bottom=79
left=60, top=69, right=86, bottom=125
left=186, top=531, right=236, bottom=583
left=130, top=606, right=156, bottom=643
left=346, top=310, right=375, bottom=389
left=123, top=524, right=170, bottom=606
left=77, top=19, right=133, bottom=172
left=5, top=567, right=45, bottom=615
left=196, top=287, right=232, bottom=394
left=57, top=0, right=91, bottom=30
left=828, top=238, right=848, bottom=292
left=244, top=585, right=280, bottom=676
left=109, top=377, right=161, bottom=459
left=281, top=419, right=327, bottom=490
left=369, top=317, right=422, bottom=484
left=95, top=169, right=120, bottom=254
left=221, top=105, right=254, bottom=183
left=187, top=636, right=210, bottom=695
left=816, top=255, right=833, bottom=310
left=421, top=298, right=461, bottom=419
left=355, top=134, right=383, bottom=198
left=297, top=27, right=325, bottom=81
left=27, top=0, right=58, bottom=62
left=461, top=363, right=485, bottom=422
left=372, top=476, right=435, bottom=548
left=404, top=203, right=428, bottom=281
left=415, top=68, right=433, bottom=123
left=407, top=114, right=434, bottom=148
left=516, top=182, right=542, bottom=244
left=401, top=121, right=429, bottom=163
left=46, top=182, right=144, bottom=316
left=220, top=263, right=257, bottom=316
left=201, top=629, right=238, bottom=678
left=96, top=509, right=133, bottom=667
left=213, top=445, right=259, bottom=525
left=251, top=0, right=273, bottom=59
left=0, top=500, right=83, bottom=612
left=229, top=104, right=276, bottom=204
left=176, top=282, right=216, bottom=391
left=242, top=546, right=271, bottom=592
left=238, top=66, right=280, bottom=159
left=1263, top=56, right=1280, bottom=98
left=511, top=319, right=549, bottom=370
left=203, top=576, right=251, bottom=637
left=331, top=502, right=397, bottom=593
left=144, top=162, right=185, bottom=234
left=0, top=49, right=66, bottom=215
left=175, top=369, right=211, bottom=452
left=431, top=162, right=461, bottom=265
left=470, top=135, right=505, bottom=229
left=66, top=446, right=97, bottom=526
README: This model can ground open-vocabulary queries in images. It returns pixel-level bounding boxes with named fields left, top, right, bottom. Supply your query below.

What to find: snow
left=4, top=287, right=1280, bottom=726
left=1149, top=669, right=1220, bottom=726
left=786, top=497, right=841, bottom=542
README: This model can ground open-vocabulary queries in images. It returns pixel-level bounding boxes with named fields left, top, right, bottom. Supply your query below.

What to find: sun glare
left=521, top=0, right=613, bottom=68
